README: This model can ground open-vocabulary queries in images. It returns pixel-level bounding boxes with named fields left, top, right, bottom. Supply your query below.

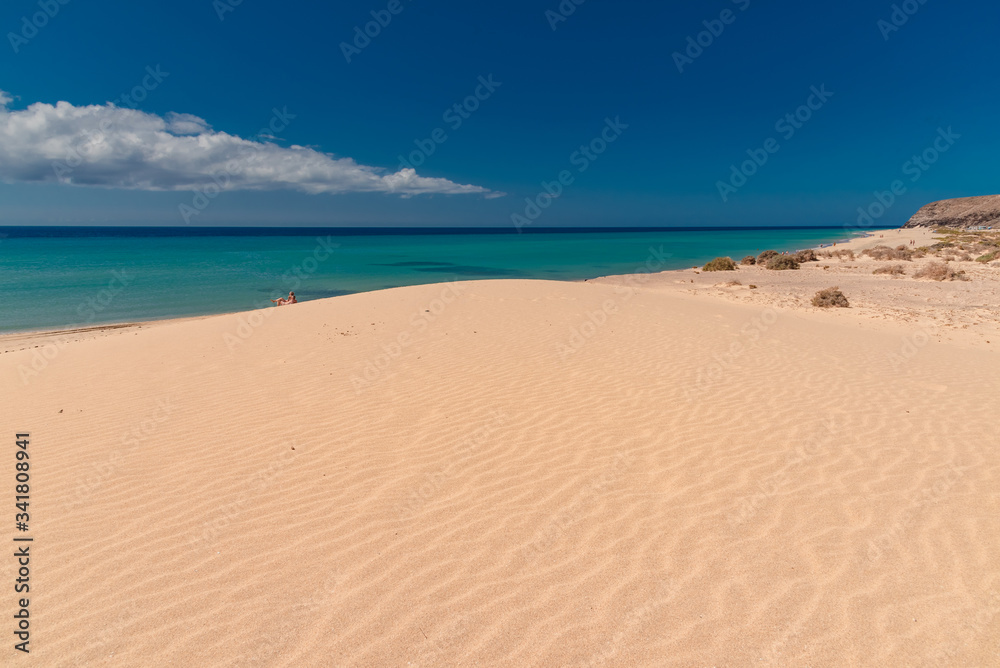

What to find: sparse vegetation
left=919, top=229, right=1000, bottom=263
left=817, top=248, right=855, bottom=261
left=703, top=256, right=737, bottom=271
left=794, top=249, right=818, bottom=263
left=863, top=245, right=913, bottom=261
left=741, top=255, right=756, bottom=265
left=812, top=287, right=849, bottom=308
left=766, top=255, right=800, bottom=270
left=914, top=261, right=969, bottom=281
left=757, top=250, right=779, bottom=264
left=749, top=284, right=758, bottom=289
left=873, top=264, right=906, bottom=276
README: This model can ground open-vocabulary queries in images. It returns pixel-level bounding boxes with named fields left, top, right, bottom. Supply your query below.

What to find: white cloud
left=0, top=90, right=499, bottom=198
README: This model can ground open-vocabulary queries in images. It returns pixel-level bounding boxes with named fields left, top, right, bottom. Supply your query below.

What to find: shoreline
left=4, top=224, right=997, bottom=665
left=0, top=226, right=894, bottom=345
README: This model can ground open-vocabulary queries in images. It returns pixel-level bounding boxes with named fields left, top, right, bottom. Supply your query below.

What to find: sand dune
left=2, top=235, right=999, bottom=666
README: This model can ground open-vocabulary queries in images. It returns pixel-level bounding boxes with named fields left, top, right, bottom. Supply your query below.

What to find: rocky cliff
left=904, top=195, right=1000, bottom=229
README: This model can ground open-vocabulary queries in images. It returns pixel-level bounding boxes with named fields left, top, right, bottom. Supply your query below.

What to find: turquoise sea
left=0, top=226, right=876, bottom=333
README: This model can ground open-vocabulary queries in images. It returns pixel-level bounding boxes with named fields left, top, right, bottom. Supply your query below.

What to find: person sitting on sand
left=271, top=291, right=297, bottom=306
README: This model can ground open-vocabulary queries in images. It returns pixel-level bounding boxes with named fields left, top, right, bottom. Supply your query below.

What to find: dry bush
left=812, top=287, right=849, bottom=308
left=757, top=250, right=779, bottom=264
left=749, top=284, right=758, bottom=289
left=794, top=249, right=818, bottom=262
left=741, top=255, right=756, bottom=265
left=977, top=251, right=999, bottom=263
left=819, top=248, right=855, bottom=261
left=719, top=280, right=742, bottom=287
left=956, top=252, right=972, bottom=261
left=863, top=245, right=913, bottom=261
left=703, top=256, right=737, bottom=271
left=766, top=255, right=800, bottom=270
left=914, top=261, right=969, bottom=281
left=873, top=264, right=906, bottom=276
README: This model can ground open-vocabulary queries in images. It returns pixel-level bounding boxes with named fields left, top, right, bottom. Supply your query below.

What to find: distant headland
left=904, top=195, right=1000, bottom=229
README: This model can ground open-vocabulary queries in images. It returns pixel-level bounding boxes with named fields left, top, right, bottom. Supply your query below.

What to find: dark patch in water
left=415, top=265, right=524, bottom=277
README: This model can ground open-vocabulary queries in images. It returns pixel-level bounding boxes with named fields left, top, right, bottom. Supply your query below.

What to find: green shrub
left=703, top=256, right=737, bottom=271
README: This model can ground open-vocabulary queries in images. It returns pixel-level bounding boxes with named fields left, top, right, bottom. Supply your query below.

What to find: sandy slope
left=2, top=234, right=999, bottom=667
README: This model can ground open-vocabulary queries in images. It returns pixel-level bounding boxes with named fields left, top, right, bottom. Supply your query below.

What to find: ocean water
left=0, top=226, right=873, bottom=333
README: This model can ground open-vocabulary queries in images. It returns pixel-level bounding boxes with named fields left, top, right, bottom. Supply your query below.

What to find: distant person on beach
left=271, top=291, right=297, bottom=306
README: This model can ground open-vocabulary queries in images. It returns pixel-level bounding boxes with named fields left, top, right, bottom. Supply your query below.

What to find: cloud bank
left=0, top=91, right=499, bottom=198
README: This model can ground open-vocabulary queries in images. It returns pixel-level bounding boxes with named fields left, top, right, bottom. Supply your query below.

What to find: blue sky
left=0, top=0, right=996, bottom=227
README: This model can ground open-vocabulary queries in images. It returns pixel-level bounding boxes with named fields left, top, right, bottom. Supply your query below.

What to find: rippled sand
left=2, top=229, right=998, bottom=666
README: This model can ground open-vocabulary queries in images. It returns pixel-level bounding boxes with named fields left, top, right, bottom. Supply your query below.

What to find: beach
left=2, top=227, right=998, bottom=666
